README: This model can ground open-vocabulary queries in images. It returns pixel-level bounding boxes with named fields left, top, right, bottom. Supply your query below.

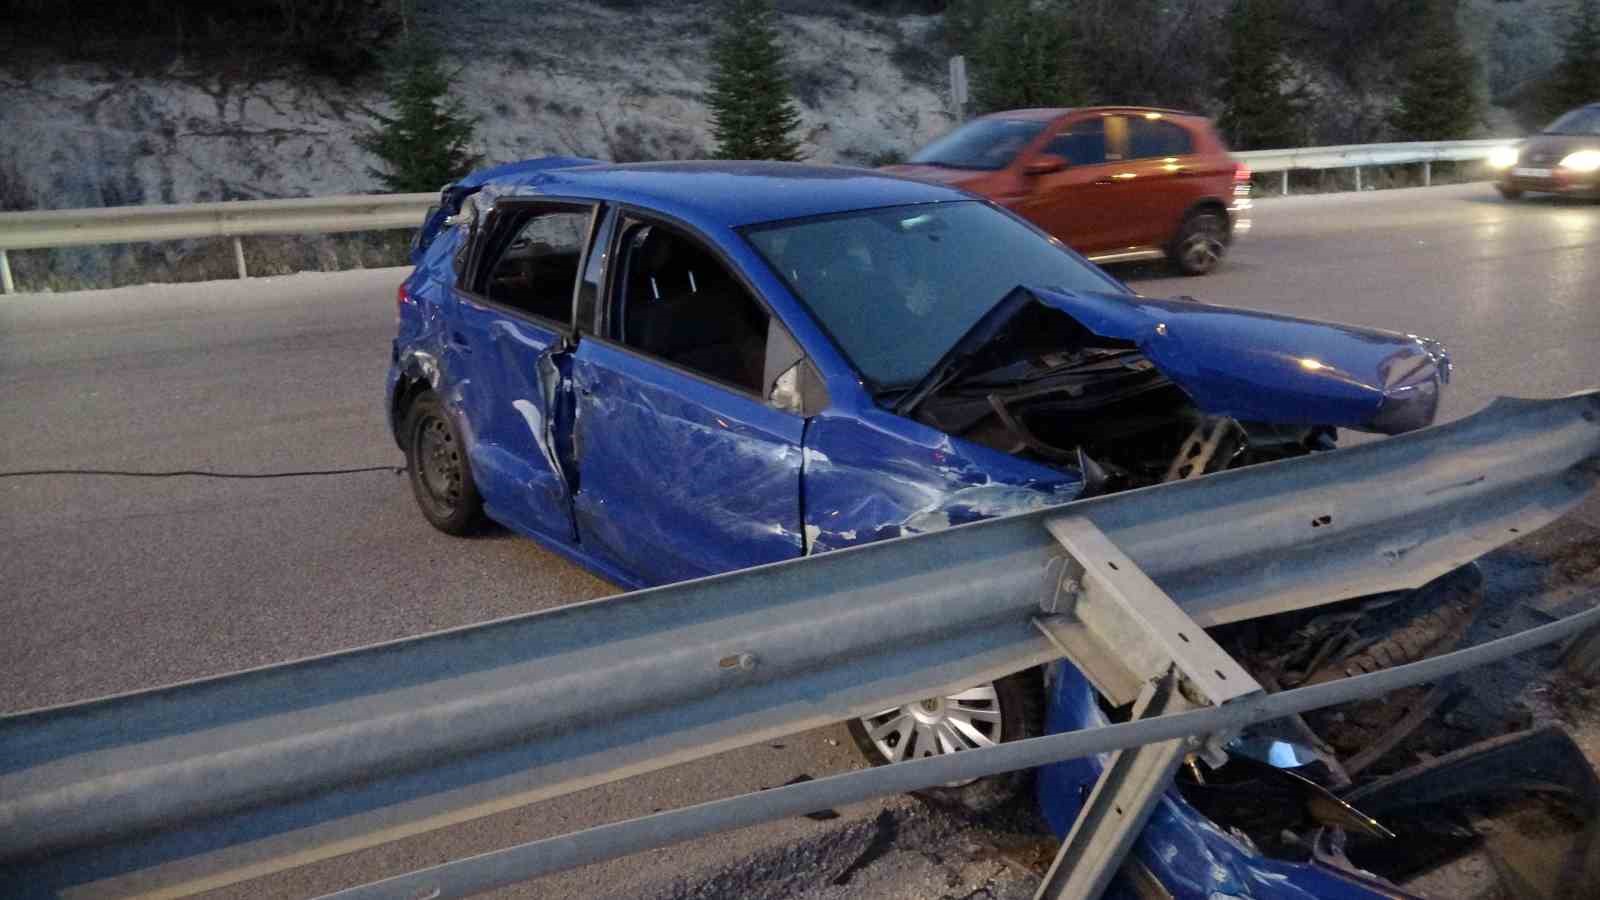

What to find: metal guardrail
left=0, top=138, right=1511, bottom=294
left=3, top=391, right=1597, bottom=899
left=0, top=192, right=434, bottom=294
left=331, top=590, right=1600, bottom=900
left=1236, top=138, right=1505, bottom=194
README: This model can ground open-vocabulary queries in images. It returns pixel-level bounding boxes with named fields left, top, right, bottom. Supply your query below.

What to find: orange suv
left=884, top=107, right=1251, bottom=275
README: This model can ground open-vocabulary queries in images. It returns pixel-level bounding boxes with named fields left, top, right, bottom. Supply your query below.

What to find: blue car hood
left=1029, top=287, right=1451, bottom=434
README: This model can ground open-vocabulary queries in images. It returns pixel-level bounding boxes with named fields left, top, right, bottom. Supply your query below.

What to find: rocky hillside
left=0, top=0, right=1573, bottom=288
left=0, top=1, right=949, bottom=214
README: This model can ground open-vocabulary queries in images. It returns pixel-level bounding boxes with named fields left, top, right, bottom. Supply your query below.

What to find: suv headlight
left=1559, top=150, right=1600, bottom=173
left=1487, top=146, right=1519, bottom=169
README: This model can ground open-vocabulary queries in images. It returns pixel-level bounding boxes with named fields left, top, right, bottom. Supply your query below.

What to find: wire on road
left=0, top=465, right=403, bottom=480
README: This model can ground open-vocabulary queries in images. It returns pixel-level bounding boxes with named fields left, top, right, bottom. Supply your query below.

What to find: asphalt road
left=2, top=181, right=1598, bottom=898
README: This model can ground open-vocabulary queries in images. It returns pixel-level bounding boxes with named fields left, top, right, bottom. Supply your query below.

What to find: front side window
left=480, top=207, right=592, bottom=323
left=743, top=201, right=1125, bottom=390
left=611, top=222, right=770, bottom=394
left=1125, top=118, right=1194, bottom=159
left=1043, top=118, right=1108, bottom=166
left=909, top=119, right=1047, bottom=170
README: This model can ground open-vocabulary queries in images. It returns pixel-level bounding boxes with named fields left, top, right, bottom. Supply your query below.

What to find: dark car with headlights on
left=1489, top=102, right=1600, bottom=199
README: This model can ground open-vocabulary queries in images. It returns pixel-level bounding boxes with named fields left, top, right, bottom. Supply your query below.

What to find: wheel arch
left=390, top=368, right=435, bottom=449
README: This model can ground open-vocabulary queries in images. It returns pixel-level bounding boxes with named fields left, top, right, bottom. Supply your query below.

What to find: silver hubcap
left=859, top=684, right=1003, bottom=765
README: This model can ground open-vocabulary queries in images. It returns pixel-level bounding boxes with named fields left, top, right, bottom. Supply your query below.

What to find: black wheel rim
left=1181, top=216, right=1225, bottom=272
left=413, top=413, right=463, bottom=519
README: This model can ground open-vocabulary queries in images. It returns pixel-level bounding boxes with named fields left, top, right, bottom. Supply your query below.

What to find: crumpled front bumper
left=1037, top=666, right=1408, bottom=900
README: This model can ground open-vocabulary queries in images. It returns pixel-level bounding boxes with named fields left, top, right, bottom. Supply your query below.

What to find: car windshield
left=743, top=201, right=1126, bottom=390
left=907, top=119, right=1047, bottom=170
left=1544, top=107, right=1600, bottom=136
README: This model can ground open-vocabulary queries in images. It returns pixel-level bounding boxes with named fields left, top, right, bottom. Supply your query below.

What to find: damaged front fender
left=801, top=409, right=1082, bottom=554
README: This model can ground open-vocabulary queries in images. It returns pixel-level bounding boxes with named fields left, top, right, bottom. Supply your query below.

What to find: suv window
left=1125, top=118, right=1194, bottom=159
left=1043, top=118, right=1108, bottom=166
left=908, top=118, right=1047, bottom=170
left=481, top=207, right=591, bottom=323
left=612, top=222, right=770, bottom=394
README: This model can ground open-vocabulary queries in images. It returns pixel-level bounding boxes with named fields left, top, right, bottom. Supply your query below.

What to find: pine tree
left=1217, top=0, right=1308, bottom=150
left=1390, top=0, right=1480, bottom=141
left=950, top=0, right=1078, bottom=114
left=706, top=0, right=805, bottom=161
left=357, top=34, right=482, bottom=193
left=1545, top=0, right=1600, bottom=117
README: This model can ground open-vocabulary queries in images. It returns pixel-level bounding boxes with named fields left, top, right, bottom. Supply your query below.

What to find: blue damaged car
left=388, top=159, right=1452, bottom=899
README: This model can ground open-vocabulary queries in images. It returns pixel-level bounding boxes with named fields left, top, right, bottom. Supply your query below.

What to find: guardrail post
left=1424, top=160, right=1432, bottom=187
left=1354, top=166, right=1363, bottom=192
left=1281, top=170, right=1289, bottom=196
left=232, top=236, right=247, bottom=280
left=1031, top=516, right=1263, bottom=900
left=0, top=249, right=13, bottom=295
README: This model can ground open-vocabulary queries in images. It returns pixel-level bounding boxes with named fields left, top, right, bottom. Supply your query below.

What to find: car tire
left=404, top=391, right=486, bottom=536
left=846, top=667, right=1043, bottom=812
left=1169, top=210, right=1227, bottom=276
left=1496, top=185, right=1524, bottom=200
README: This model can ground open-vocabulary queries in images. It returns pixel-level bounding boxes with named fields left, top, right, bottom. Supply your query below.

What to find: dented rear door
left=449, top=202, right=597, bottom=543
left=452, top=297, right=576, bottom=542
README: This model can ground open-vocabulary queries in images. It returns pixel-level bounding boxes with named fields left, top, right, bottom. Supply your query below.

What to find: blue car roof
left=478, top=160, right=967, bottom=228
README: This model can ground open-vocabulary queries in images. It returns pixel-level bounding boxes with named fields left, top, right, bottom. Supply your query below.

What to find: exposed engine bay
left=898, top=297, right=1339, bottom=493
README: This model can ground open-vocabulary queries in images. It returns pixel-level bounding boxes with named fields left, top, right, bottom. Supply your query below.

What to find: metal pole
left=233, top=236, right=247, bottom=279
left=1355, top=166, right=1363, bottom=192
left=0, top=248, right=13, bottom=294
left=1281, top=170, right=1289, bottom=196
left=1424, top=161, right=1432, bottom=187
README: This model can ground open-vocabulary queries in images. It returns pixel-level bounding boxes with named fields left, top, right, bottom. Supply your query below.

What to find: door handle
left=1093, top=178, right=1116, bottom=186
left=449, top=331, right=471, bottom=353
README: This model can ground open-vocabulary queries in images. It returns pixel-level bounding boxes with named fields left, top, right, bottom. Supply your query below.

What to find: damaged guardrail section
left=2, top=391, right=1598, bottom=899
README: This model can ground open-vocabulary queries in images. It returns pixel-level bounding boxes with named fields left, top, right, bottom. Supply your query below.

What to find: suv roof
left=979, top=106, right=1202, bottom=121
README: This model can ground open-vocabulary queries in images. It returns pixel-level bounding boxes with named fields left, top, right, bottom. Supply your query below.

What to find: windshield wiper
left=892, top=285, right=1038, bottom=418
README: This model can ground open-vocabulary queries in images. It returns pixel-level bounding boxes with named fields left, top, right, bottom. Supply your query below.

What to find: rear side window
left=1043, top=118, right=1108, bottom=166
left=480, top=207, right=591, bottom=323
left=1126, top=118, right=1194, bottom=159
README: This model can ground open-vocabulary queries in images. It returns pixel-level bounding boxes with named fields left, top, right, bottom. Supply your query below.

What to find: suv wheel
left=1496, top=184, right=1524, bottom=200
left=1169, top=210, right=1227, bottom=276
left=404, top=391, right=486, bottom=535
left=845, top=668, right=1042, bottom=811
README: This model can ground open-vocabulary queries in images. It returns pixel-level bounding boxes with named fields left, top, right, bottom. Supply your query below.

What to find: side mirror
left=769, top=362, right=803, bottom=415
left=1024, top=154, right=1068, bottom=176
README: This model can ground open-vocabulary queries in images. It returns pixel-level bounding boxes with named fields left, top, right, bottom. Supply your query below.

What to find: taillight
left=397, top=282, right=413, bottom=318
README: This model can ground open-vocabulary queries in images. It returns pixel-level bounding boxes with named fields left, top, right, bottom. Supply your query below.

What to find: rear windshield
left=908, top=119, right=1047, bottom=171
left=742, top=200, right=1125, bottom=389
left=1544, top=107, right=1600, bottom=136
